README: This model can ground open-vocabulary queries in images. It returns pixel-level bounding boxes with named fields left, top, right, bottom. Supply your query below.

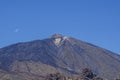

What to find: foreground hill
left=0, top=34, right=120, bottom=80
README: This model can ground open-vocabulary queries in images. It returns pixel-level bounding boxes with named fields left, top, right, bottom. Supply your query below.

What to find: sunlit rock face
left=50, top=34, right=69, bottom=46
left=54, top=38, right=62, bottom=45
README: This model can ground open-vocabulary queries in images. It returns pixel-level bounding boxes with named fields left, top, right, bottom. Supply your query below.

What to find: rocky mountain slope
left=0, top=34, right=120, bottom=80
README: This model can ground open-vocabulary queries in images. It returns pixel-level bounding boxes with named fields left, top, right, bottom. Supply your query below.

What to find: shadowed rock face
left=0, top=34, right=120, bottom=80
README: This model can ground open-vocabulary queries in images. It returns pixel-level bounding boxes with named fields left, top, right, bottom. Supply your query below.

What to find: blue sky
left=0, top=0, right=120, bottom=54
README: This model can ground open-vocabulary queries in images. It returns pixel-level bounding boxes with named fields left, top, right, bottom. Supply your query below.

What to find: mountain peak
left=50, top=34, right=69, bottom=46
left=51, top=34, right=64, bottom=39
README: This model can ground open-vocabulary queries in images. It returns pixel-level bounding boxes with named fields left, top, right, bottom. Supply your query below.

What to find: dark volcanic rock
left=0, top=34, right=120, bottom=80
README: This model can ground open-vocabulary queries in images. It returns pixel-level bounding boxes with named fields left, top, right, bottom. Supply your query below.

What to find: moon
left=14, top=29, right=19, bottom=33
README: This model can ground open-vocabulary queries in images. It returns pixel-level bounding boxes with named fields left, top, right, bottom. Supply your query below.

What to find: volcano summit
left=0, top=34, right=120, bottom=80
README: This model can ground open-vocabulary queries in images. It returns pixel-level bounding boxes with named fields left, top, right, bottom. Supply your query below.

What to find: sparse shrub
left=45, top=68, right=104, bottom=80
left=45, top=72, right=66, bottom=80
left=81, top=68, right=96, bottom=79
left=80, top=68, right=103, bottom=80
left=92, top=77, right=103, bottom=80
left=115, top=74, right=120, bottom=80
